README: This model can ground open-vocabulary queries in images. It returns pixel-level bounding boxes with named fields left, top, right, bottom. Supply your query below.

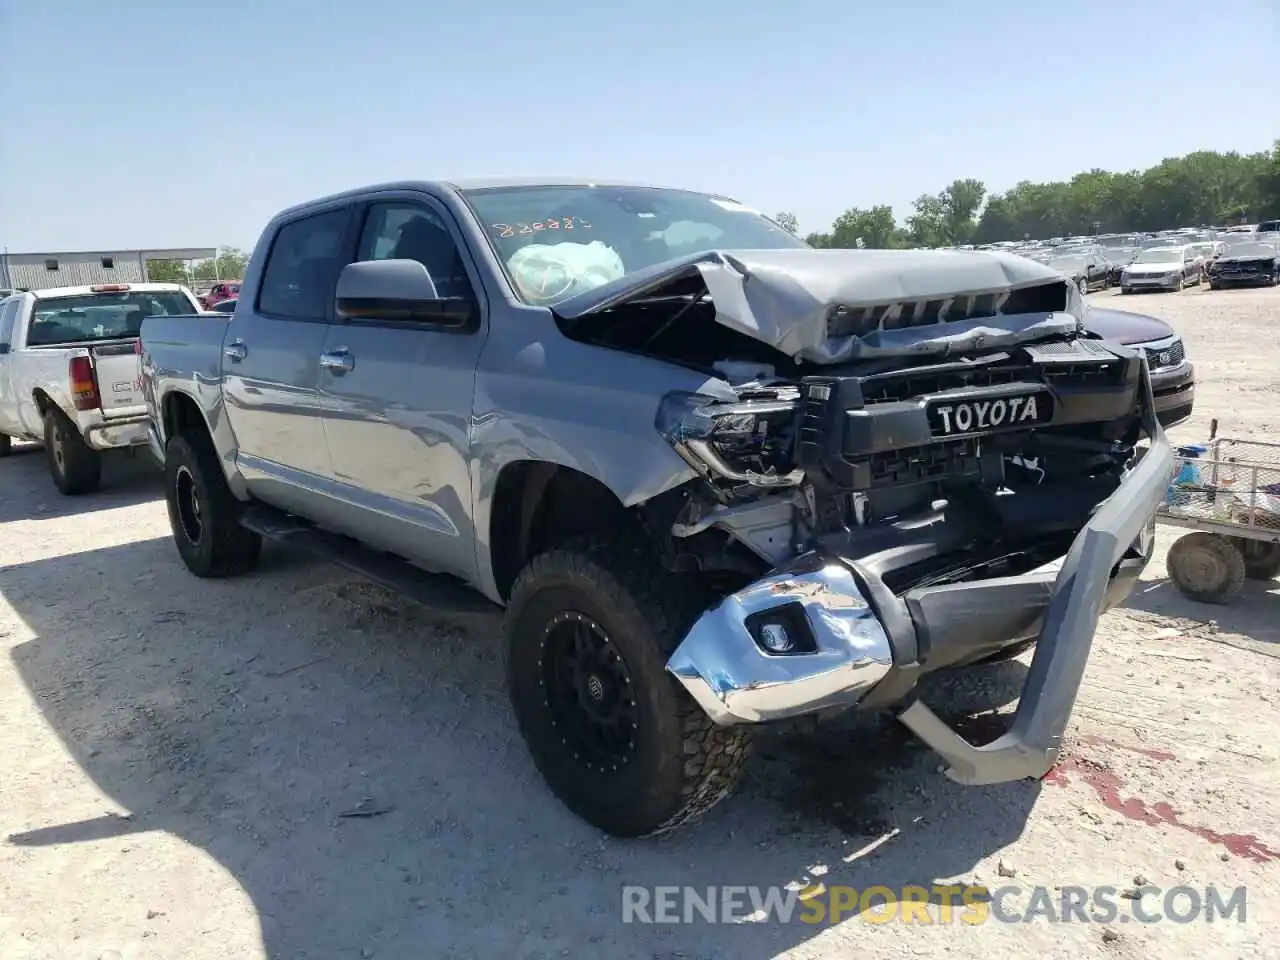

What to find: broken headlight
left=656, top=389, right=803, bottom=488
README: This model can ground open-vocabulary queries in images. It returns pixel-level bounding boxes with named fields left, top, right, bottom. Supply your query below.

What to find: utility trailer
left=1159, top=419, right=1280, bottom=602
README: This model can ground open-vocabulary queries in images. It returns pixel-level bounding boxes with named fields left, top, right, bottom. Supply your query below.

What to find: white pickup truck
left=0, top=282, right=203, bottom=494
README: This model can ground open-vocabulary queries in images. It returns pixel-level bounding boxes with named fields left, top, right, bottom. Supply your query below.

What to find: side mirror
left=335, top=259, right=472, bottom=328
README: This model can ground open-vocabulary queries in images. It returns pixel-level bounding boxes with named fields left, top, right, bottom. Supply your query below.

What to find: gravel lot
left=2, top=287, right=1278, bottom=960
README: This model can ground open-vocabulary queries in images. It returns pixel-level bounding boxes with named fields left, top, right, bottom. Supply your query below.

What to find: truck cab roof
left=26, top=282, right=193, bottom=300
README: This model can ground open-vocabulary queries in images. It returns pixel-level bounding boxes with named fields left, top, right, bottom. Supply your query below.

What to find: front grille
left=1144, top=339, right=1185, bottom=370
left=825, top=280, right=1069, bottom=339
left=866, top=438, right=981, bottom=487
left=860, top=344, right=1122, bottom=405
left=1220, top=260, right=1273, bottom=273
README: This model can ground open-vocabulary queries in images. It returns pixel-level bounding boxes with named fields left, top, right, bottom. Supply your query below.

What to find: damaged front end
left=558, top=248, right=1175, bottom=786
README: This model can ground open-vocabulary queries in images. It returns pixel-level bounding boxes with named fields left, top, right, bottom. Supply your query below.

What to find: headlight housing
left=656, top=390, right=803, bottom=488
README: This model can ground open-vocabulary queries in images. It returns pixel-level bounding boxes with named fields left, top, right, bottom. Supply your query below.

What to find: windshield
left=27, top=290, right=195, bottom=346
left=460, top=184, right=808, bottom=304
left=1132, top=248, right=1180, bottom=265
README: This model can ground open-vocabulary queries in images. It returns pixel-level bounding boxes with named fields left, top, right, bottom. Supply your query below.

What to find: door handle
left=224, top=340, right=247, bottom=362
left=319, top=349, right=355, bottom=374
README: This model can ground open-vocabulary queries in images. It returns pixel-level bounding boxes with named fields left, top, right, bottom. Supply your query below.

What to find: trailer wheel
left=1166, top=532, right=1245, bottom=604
left=1232, top=538, right=1280, bottom=581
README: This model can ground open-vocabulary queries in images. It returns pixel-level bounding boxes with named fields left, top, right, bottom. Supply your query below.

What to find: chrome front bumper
left=667, top=379, right=1176, bottom=785
left=666, top=556, right=896, bottom=724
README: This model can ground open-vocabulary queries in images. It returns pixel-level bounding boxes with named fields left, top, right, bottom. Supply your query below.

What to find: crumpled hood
left=552, top=248, right=1083, bottom=364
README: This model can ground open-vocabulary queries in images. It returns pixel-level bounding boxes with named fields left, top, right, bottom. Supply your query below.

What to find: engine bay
left=560, top=268, right=1149, bottom=599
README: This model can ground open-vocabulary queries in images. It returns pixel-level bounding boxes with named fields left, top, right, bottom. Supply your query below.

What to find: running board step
left=239, top=504, right=499, bottom=615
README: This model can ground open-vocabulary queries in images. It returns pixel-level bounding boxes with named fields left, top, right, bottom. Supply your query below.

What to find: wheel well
left=489, top=462, right=634, bottom=601
left=32, top=389, right=53, bottom=418
left=162, top=392, right=207, bottom=444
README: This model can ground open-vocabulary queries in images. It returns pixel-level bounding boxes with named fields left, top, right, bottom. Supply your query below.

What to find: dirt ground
left=1, top=286, right=1278, bottom=960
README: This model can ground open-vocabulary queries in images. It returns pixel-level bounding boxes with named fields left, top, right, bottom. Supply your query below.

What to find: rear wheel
left=1232, top=538, right=1280, bottom=581
left=165, top=431, right=261, bottom=577
left=43, top=408, right=101, bottom=495
left=504, top=537, right=750, bottom=837
left=1167, top=532, right=1245, bottom=604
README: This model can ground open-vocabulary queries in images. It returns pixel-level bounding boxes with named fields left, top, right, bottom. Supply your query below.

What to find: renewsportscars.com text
left=621, top=884, right=1247, bottom=926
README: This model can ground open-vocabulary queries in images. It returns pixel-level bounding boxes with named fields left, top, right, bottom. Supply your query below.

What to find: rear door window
left=257, top=207, right=352, bottom=320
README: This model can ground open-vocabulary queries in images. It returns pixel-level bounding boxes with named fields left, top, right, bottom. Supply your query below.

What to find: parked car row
left=979, top=224, right=1280, bottom=295
left=2, top=178, right=1191, bottom=839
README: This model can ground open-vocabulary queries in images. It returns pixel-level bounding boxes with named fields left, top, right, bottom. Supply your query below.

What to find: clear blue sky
left=1, top=0, right=1276, bottom=253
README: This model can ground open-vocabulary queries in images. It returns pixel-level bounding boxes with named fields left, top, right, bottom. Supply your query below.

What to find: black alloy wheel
left=540, top=611, right=639, bottom=773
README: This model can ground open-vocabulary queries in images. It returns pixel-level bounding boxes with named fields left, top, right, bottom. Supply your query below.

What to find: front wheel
left=504, top=538, right=750, bottom=837
left=43, top=408, right=101, bottom=495
left=164, top=431, right=262, bottom=577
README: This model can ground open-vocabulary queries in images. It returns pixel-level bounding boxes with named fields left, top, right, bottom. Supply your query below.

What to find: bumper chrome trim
left=666, top=556, right=894, bottom=724
left=84, top=416, right=151, bottom=451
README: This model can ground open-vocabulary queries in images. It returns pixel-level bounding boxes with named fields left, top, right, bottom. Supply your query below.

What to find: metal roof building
left=0, top=247, right=218, bottom=291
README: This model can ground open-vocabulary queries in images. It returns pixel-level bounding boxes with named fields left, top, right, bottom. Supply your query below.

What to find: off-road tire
left=1232, top=537, right=1280, bottom=581
left=43, top=408, right=101, bottom=495
left=504, top=537, right=750, bottom=837
left=164, top=431, right=261, bottom=577
left=1209, top=279, right=1221, bottom=290
left=1166, top=532, right=1245, bottom=604
left=0, top=433, right=11, bottom=457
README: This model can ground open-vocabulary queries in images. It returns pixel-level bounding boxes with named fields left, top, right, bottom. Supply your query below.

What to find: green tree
left=808, top=144, right=1279, bottom=248
left=144, top=259, right=188, bottom=282
left=145, top=247, right=249, bottom=284
left=773, top=211, right=800, bottom=235
left=829, top=205, right=899, bottom=249
left=907, top=179, right=986, bottom=247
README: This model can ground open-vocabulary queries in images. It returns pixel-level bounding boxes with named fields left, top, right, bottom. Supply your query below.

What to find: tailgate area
left=91, top=341, right=145, bottom=417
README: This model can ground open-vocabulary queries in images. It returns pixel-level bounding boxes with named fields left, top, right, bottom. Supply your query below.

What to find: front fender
left=469, top=308, right=716, bottom=601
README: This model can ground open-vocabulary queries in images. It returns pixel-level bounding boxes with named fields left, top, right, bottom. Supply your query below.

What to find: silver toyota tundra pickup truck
left=139, top=178, right=1175, bottom=837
